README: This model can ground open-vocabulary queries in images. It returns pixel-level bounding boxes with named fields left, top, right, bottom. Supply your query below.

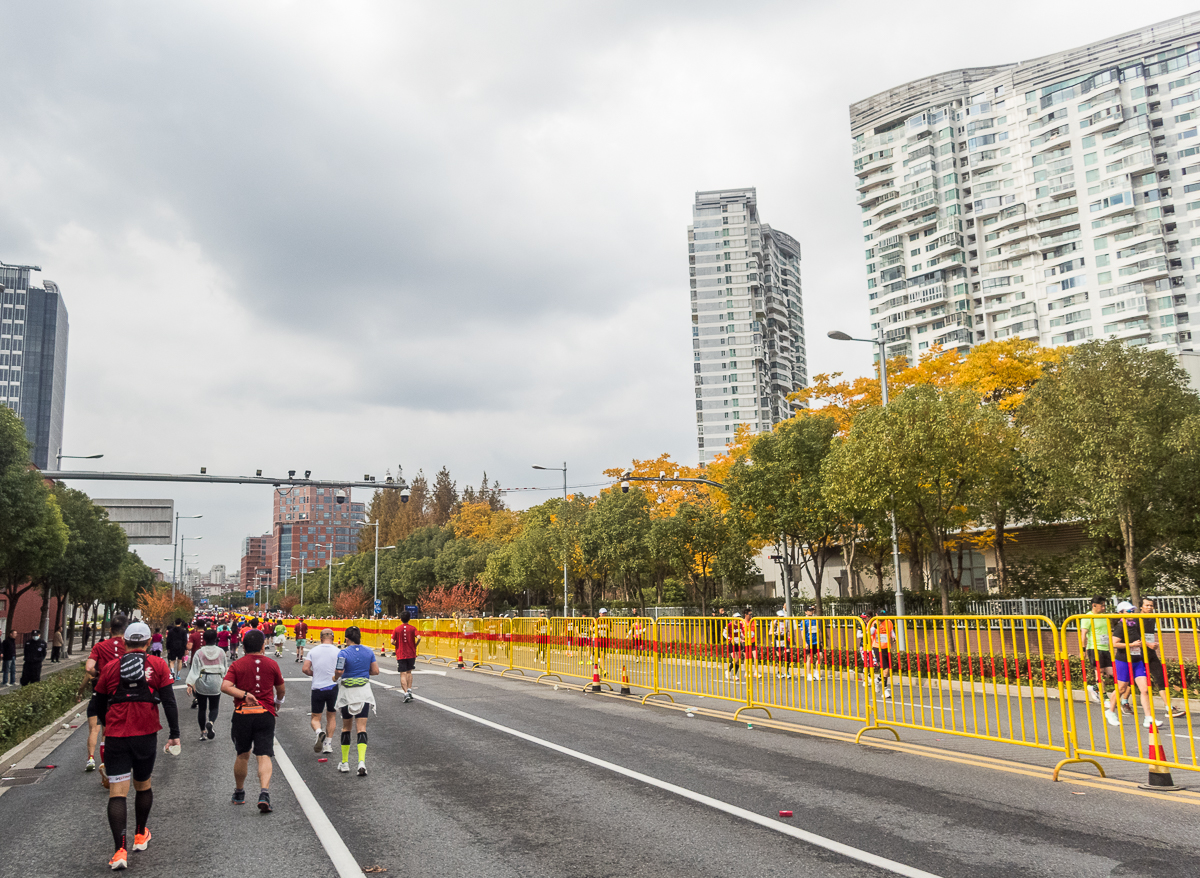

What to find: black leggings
left=196, top=694, right=220, bottom=730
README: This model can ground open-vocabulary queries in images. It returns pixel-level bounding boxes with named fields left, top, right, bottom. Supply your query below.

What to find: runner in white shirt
left=302, top=628, right=340, bottom=755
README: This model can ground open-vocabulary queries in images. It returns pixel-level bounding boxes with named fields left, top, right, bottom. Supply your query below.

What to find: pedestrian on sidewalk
left=303, top=628, right=339, bottom=755
left=92, top=621, right=180, bottom=871
left=221, top=628, right=285, bottom=812
left=1, top=630, right=15, bottom=686
left=333, top=626, right=378, bottom=776
left=52, top=628, right=63, bottom=663
left=21, top=629, right=46, bottom=685
left=185, top=628, right=229, bottom=742
left=391, top=611, right=420, bottom=702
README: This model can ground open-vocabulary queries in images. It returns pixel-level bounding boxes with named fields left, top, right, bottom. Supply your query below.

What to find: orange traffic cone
left=457, top=646, right=465, bottom=669
left=1138, top=720, right=1183, bottom=791
left=620, top=665, right=630, bottom=696
left=591, top=660, right=601, bottom=693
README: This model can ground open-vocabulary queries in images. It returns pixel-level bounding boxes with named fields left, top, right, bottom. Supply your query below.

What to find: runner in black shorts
left=221, top=629, right=285, bottom=812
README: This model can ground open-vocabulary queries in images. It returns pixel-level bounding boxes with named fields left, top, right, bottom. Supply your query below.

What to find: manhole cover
left=0, top=767, right=55, bottom=787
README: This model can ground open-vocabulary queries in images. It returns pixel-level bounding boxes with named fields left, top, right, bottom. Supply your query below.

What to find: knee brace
left=357, top=731, right=368, bottom=745
left=341, top=731, right=351, bottom=746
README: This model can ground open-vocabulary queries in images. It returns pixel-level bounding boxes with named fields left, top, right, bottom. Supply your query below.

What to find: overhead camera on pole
left=335, top=489, right=347, bottom=505
left=400, top=487, right=411, bottom=503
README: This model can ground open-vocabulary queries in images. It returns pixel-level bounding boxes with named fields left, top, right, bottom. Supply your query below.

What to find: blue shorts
left=1114, top=658, right=1146, bottom=684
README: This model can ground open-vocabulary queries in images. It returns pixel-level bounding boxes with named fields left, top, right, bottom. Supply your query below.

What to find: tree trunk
left=936, top=532, right=951, bottom=617
left=903, top=527, right=925, bottom=592
left=1119, top=503, right=1140, bottom=607
left=38, top=586, right=51, bottom=641
left=993, top=509, right=1008, bottom=594
left=873, top=558, right=885, bottom=594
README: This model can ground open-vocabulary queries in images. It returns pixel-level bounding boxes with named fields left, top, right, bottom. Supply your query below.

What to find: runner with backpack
left=91, top=622, right=180, bottom=871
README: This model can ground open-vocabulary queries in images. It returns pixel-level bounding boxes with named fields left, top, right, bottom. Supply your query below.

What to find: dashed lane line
left=414, top=692, right=943, bottom=878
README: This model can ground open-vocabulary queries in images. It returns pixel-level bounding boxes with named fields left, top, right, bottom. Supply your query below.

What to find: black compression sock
left=135, top=788, right=152, bottom=833
left=108, top=796, right=127, bottom=851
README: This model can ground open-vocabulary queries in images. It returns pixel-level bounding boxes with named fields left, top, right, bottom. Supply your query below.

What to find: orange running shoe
left=109, top=848, right=128, bottom=870
left=133, top=828, right=151, bottom=851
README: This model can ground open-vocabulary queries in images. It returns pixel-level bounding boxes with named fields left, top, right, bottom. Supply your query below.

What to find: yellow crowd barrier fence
left=278, top=610, right=1200, bottom=783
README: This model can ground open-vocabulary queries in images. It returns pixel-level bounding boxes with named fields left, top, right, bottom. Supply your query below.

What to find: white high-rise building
left=688, top=188, right=807, bottom=464
left=853, top=14, right=1200, bottom=361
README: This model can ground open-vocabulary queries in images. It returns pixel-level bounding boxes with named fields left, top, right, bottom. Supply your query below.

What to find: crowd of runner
left=81, top=610, right=419, bottom=870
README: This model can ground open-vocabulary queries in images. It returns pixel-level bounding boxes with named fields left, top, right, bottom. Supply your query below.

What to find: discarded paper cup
left=167, top=744, right=181, bottom=757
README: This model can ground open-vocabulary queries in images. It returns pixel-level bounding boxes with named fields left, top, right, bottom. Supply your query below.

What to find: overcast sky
left=3, top=1, right=1197, bottom=576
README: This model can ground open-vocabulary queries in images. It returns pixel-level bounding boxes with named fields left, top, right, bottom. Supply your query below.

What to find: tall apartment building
left=853, top=14, right=1200, bottom=361
left=272, top=485, right=366, bottom=577
left=0, top=263, right=69, bottom=469
left=688, top=188, right=807, bottom=464
left=239, top=533, right=270, bottom=595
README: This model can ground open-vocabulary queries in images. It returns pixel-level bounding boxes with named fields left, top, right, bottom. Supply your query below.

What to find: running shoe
left=199, top=731, right=207, bottom=742
left=806, top=674, right=814, bottom=681
left=357, top=761, right=367, bottom=777
left=231, top=788, right=246, bottom=805
left=190, top=698, right=198, bottom=710
left=1170, top=707, right=1187, bottom=719
left=206, top=721, right=215, bottom=740
left=322, top=740, right=333, bottom=754
left=258, top=791, right=272, bottom=813
left=85, top=757, right=96, bottom=772
left=314, top=729, right=326, bottom=753
left=133, top=828, right=151, bottom=852
left=883, top=688, right=892, bottom=700
left=1104, top=708, right=1120, bottom=727
left=1087, top=685, right=1101, bottom=704
left=1121, top=700, right=1135, bottom=716
left=337, top=761, right=350, bottom=773
left=1142, top=715, right=1162, bottom=729
left=109, top=848, right=128, bottom=871
left=403, top=693, right=413, bottom=703
left=99, top=763, right=110, bottom=790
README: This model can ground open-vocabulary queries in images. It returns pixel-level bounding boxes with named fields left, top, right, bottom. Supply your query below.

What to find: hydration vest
left=113, top=652, right=161, bottom=705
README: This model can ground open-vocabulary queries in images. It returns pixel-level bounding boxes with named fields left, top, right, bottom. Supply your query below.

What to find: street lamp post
left=171, top=513, right=202, bottom=602
left=533, top=463, right=568, bottom=615
left=179, top=535, right=203, bottom=602
left=359, top=522, right=396, bottom=617
left=827, top=328, right=906, bottom=632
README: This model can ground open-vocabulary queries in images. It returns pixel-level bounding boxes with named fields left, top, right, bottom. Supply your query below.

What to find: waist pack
left=114, top=653, right=160, bottom=705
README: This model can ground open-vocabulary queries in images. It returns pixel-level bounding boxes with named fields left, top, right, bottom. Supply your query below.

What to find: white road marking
left=415, top=694, right=943, bottom=878
left=273, top=739, right=362, bottom=878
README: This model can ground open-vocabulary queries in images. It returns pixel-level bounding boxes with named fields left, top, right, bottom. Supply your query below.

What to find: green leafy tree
left=1020, top=341, right=1200, bottom=605
left=582, top=489, right=652, bottom=609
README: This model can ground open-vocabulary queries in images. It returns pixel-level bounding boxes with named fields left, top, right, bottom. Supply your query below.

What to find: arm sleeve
left=158, top=682, right=180, bottom=739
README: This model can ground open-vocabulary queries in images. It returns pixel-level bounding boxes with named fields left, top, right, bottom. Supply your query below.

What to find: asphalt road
left=2, top=658, right=1198, bottom=878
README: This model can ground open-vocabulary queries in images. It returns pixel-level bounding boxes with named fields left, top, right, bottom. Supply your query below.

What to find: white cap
left=776, top=610, right=786, bottom=617
left=124, top=622, right=152, bottom=643
left=1116, top=600, right=1136, bottom=613
left=598, top=608, right=607, bottom=615
left=732, top=612, right=742, bottom=618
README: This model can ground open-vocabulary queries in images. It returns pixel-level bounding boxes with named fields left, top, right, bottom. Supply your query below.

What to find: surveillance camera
left=305, top=470, right=311, bottom=479
left=386, top=476, right=394, bottom=484
left=621, top=481, right=629, bottom=494
left=335, top=490, right=346, bottom=505
left=200, top=466, right=207, bottom=474
left=256, top=469, right=262, bottom=477
left=288, top=470, right=295, bottom=478
left=400, top=488, right=411, bottom=504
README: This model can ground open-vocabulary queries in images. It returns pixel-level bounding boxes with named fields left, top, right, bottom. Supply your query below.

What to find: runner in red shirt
left=85, top=614, right=128, bottom=781
left=294, top=616, right=309, bottom=664
left=221, top=628, right=286, bottom=812
left=391, top=611, right=421, bottom=702
left=92, top=622, right=180, bottom=871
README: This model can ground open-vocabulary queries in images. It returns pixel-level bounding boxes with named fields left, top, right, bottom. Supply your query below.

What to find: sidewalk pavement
left=0, top=639, right=88, bottom=696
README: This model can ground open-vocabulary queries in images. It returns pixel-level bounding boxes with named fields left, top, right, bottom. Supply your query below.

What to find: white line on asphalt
left=273, top=739, right=362, bottom=878
left=415, top=694, right=943, bottom=878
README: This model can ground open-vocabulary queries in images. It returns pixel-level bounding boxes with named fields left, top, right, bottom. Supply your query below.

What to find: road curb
left=0, top=700, right=86, bottom=768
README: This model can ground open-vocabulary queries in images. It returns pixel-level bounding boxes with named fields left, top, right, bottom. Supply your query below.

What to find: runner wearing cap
left=333, top=626, right=379, bottom=776
left=723, top=613, right=744, bottom=682
left=91, top=622, right=180, bottom=871
left=1140, top=597, right=1187, bottom=719
left=769, top=610, right=793, bottom=679
left=800, top=606, right=822, bottom=682
left=1080, top=596, right=1114, bottom=705
left=1105, top=601, right=1159, bottom=728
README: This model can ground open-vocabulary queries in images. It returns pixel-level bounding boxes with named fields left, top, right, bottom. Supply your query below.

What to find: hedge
left=0, top=667, right=87, bottom=756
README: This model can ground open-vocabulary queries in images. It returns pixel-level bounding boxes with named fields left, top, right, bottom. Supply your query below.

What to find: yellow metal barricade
left=546, top=617, right=597, bottom=683
left=1057, top=612, right=1198, bottom=779
left=594, top=615, right=656, bottom=692
left=752, top=615, right=870, bottom=724
left=653, top=616, right=754, bottom=713
left=508, top=617, right=551, bottom=676
left=863, top=615, right=1071, bottom=756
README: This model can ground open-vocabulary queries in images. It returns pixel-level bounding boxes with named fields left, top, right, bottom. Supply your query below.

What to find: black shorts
left=167, top=649, right=185, bottom=662
left=1148, top=653, right=1167, bottom=690
left=873, top=648, right=892, bottom=670
left=231, top=711, right=276, bottom=756
left=86, top=693, right=104, bottom=721
left=105, top=733, right=157, bottom=784
left=396, top=658, right=415, bottom=673
left=310, top=687, right=337, bottom=715
left=341, top=704, right=371, bottom=720
left=1085, top=649, right=1113, bottom=670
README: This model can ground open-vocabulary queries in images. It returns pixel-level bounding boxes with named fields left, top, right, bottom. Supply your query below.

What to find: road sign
left=405, top=604, right=419, bottom=619
left=374, top=599, right=382, bottom=615
left=246, top=590, right=255, bottom=599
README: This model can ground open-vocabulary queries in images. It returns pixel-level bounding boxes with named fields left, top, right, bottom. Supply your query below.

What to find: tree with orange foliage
left=279, top=594, right=300, bottom=615
left=417, top=582, right=488, bottom=617
left=137, top=586, right=195, bottom=630
left=333, top=586, right=369, bottom=618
